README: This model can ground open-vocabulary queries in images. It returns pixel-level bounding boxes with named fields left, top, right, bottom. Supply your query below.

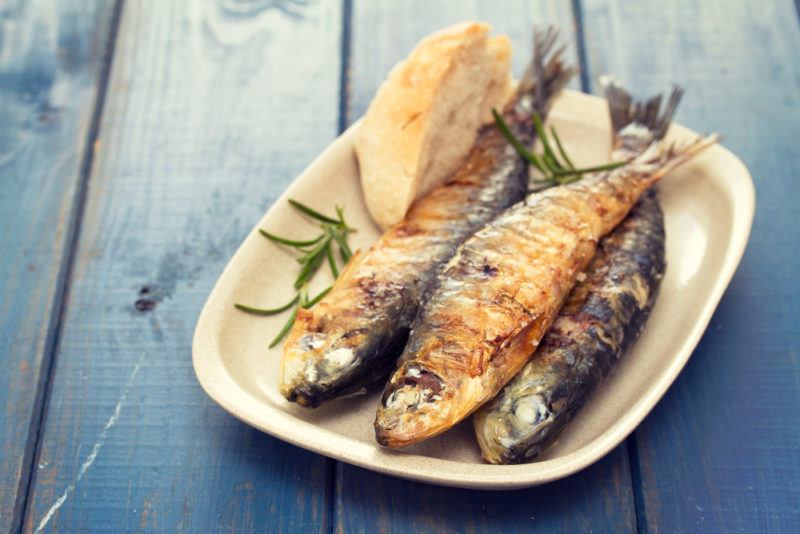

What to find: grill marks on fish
left=374, top=131, right=715, bottom=447
left=474, top=190, right=665, bottom=463
left=279, top=30, right=575, bottom=407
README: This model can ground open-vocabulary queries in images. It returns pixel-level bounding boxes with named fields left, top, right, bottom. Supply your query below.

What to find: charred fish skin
left=474, top=190, right=665, bottom=464
left=375, top=86, right=716, bottom=448
left=279, top=29, right=576, bottom=408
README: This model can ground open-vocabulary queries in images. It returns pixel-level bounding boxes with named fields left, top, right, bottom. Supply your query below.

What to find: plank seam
left=330, top=0, right=353, bottom=532
left=570, top=0, right=592, bottom=92
left=12, top=1, right=127, bottom=532
left=796, top=0, right=800, bottom=28
left=626, top=431, right=649, bottom=533
left=338, top=0, right=354, bottom=133
left=572, top=1, right=642, bottom=532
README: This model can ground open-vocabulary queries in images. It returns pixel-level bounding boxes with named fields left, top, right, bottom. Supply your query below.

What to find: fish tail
left=513, top=27, right=577, bottom=114
left=658, top=133, right=720, bottom=173
left=603, top=78, right=684, bottom=147
left=633, top=133, right=719, bottom=186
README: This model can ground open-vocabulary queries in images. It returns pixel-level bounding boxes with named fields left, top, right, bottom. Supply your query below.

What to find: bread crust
left=355, top=22, right=512, bottom=229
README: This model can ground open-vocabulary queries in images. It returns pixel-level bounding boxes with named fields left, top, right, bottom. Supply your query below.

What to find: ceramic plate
left=192, top=90, right=754, bottom=489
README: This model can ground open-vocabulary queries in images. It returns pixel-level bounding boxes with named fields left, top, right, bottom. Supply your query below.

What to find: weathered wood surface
left=4, top=0, right=799, bottom=532
left=335, top=2, right=637, bottom=532
left=21, top=1, right=343, bottom=532
left=335, top=449, right=636, bottom=533
left=0, top=1, right=117, bottom=531
left=580, top=0, right=800, bottom=531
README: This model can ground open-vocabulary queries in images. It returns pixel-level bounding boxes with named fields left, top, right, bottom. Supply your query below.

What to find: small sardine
left=280, top=29, right=576, bottom=407
left=374, top=82, right=715, bottom=447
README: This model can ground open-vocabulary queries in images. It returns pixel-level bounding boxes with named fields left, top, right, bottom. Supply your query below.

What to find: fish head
left=374, top=364, right=467, bottom=447
left=279, top=308, right=364, bottom=407
left=279, top=308, right=404, bottom=407
left=473, top=389, right=558, bottom=464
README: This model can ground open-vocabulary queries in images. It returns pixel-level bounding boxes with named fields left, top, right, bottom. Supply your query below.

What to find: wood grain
left=346, top=0, right=581, bottom=123
left=335, top=448, right=636, bottom=533
left=580, top=0, right=800, bottom=531
left=0, top=1, right=117, bottom=530
left=21, top=1, right=344, bottom=531
left=335, top=2, right=637, bottom=532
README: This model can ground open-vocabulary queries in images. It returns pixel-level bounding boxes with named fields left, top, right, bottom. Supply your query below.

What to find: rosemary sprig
left=493, top=108, right=627, bottom=188
left=235, top=199, right=354, bottom=348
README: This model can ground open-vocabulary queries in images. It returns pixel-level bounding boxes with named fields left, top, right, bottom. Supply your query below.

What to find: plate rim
left=192, top=89, right=755, bottom=489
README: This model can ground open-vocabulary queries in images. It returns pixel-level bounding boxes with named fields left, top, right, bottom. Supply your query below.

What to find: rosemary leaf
left=268, top=307, right=298, bottom=348
left=296, top=236, right=330, bottom=265
left=331, top=228, right=353, bottom=263
left=335, top=204, right=353, bottom=232
left=288, top=199, right=340, bottom=225
left=542, top=152, right=563, bottom=173
left=234, top=296, right=299, bottom=316
left=532, top=114, right=558, bottom=163
left=493, top=110, right=540, bottom=165
left=550, top=127, right=576, bottom=170
left=259, top=229, right=323, bottom=248
left=326, top=242, right=339, bottom=278
left=294, top=244, right=328, bottom=289
left=304, top=286, right=332, bottom=308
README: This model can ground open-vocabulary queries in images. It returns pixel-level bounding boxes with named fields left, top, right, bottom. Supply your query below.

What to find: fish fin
left=602, top=77, right=684, bottom=148
left=513, top=26, right=577, bottom=114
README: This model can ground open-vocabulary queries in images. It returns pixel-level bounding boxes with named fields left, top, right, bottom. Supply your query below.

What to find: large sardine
left=473, top=83, right=678, bottom=463
left=280, top=29, right=575, bottom=407
left=375, top=84, right=715, bottom=447
left=474, top=189, right=665, bottom=463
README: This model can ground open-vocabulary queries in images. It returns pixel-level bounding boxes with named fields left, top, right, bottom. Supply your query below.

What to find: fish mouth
left=474, top=393, right=557, bottom=464
left=280, top=334, right=400, bottom=407
left=279, top=337, right=361, bottom=406
left=374, top=367, right=454, bottom=447
left=280, top=323, right=411, bottom=407
left=284, top=381, right=333, bottom=408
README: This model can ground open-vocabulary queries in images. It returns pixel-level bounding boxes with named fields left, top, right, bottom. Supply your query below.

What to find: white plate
left=192, top=90, right=754, bottom=489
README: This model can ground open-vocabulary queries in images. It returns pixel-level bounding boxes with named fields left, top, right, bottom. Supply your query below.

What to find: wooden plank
left=22, top=1, right=344, bottom=532
left=335, top=449, right=635, bottom=533
left=346, top=0, right=581, bottom=123
left=0, top=1, right=117, bottom=530
left=335, top=3, right=637, bottom=532
left=580, top=0, right=800, bottom=531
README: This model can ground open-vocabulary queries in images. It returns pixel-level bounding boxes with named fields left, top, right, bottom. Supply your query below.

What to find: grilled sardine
left=473, top=83, right=678, bottom=463
left=474, top=190, right=665, bottom=463
left=375, top=85, right=715, bottom=447
left=280, top=29, right=575, bottom=407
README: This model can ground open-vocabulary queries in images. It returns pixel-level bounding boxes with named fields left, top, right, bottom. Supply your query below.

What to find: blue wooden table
left=1, top=1, right=798, bottom=532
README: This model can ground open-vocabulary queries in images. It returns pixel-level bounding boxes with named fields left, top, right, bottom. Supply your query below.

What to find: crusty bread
left=355, top=22, right=512, bottom=229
